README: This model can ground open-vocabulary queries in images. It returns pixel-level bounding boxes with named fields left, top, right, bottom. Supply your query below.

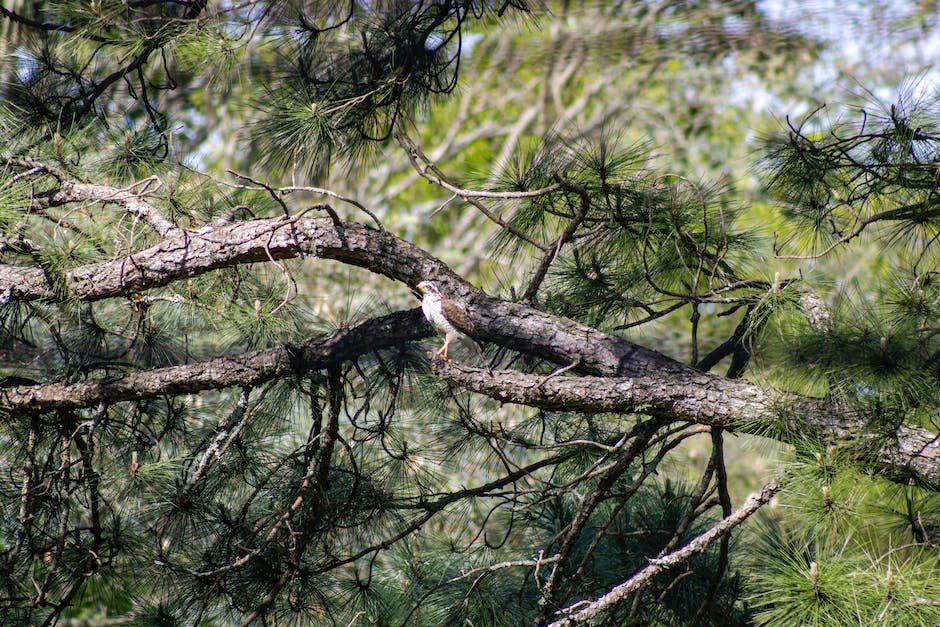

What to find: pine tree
left=0, top=2, right=938, bottom=625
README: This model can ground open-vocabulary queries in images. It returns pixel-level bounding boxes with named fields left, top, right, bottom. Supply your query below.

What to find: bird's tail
left=461, top=337, right=483, bottom=360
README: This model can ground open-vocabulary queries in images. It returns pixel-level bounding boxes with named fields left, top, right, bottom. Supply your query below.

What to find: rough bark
left=432, top=361, right=940, bottom=487
left=0, top=215, right=454, bottom=303
left=0, top=309, right=429, bottom=411
left=0, top=211, right=761, bottom=379
left=0, top=211, right=937, bottom=486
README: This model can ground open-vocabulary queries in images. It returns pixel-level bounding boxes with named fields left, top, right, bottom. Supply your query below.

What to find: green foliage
left=222, top=291, right=304, bottom=351
left=100, top=125, right=169, bottom=182
left=251, top=2, right=533, bottom=177
left=486, top=134, right=768, bottom=331
left=336, top=476, right=751, bottom=627
left=755, top=284, right=940, bottom=452
left=1, top=1, right=939, bottom=625
left=760, top=90, right=940, bottom=257
left=747, top=471, right=940, bottom=627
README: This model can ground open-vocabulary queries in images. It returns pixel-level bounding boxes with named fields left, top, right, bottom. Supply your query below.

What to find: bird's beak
left=416, top=281, right=428, bottom=293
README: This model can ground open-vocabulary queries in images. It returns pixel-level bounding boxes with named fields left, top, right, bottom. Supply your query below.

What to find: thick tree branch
left=0, top=215, right=453, bottom=303
left=0, top=309, right=430, bottom=412
left=432, top=361, right=940, bottom=487
left=0, top=207, right=936, bottom=486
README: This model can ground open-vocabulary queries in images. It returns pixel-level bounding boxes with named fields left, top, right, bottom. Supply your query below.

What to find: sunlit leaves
left=777, top=295, right=937, bottom=424
left=759, top=88, right=940, bottom=256
left=489, top=134, right=765, bottom=328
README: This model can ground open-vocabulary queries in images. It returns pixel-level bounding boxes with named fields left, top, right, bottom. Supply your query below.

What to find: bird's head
left=416, top=280, right=440, bottom=296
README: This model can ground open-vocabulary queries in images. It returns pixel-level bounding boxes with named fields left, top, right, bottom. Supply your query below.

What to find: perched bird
left=416, top=280, right=482, bottom=361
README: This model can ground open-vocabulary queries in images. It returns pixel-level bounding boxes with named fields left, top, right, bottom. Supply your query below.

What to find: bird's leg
left=434, top=337, right=452, bottom=360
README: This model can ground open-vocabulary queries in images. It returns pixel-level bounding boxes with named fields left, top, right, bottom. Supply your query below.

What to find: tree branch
left=0, top=203, right=936, bottom=486
left=0, top=309, right=430, bottom=412
left=545, top=481, right=781, bottom=626
left=0, top=215, right=453, bottom=303
left=431, top=360, right=940, bottom=487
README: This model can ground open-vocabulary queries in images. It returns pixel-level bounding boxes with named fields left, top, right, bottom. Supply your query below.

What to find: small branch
left=282, top=186, right=383, bottom=230
left=75, top=47, right=155, bottom=120
left=5, top=160, right=173, bottom=236
left=521, top=175, right=592, bottom=303
left=0, top=7, right=82, bottom=35
left=545, top=481, right=781, bottom=626
left=182, top=388, right=252, bottom=495
left=397, top=132, right=552, bottom=250
left=12, top=418, right=40, bottom=562
left=225, top=169, right=290, bottom=216
left=689, top=428, right=734, bottom=625
left=400, top=555, right=563, bottom=625
left=772, top=201, right=930, bottom=260
left=3, top=158, right=69, bottom=182
left=403, top=136, right=561, bottom=199
left=299, top=452, right=575, bottom=577
left=696, top=304, right=754, bottom=375
left=528, top=359, right=580, bottom=391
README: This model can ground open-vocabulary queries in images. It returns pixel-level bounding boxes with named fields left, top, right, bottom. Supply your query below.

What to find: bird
left=416, top=280, right=482, bottom=361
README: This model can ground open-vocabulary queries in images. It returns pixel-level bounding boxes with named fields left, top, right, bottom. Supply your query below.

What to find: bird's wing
left=441, top=298, right=473, bottom=333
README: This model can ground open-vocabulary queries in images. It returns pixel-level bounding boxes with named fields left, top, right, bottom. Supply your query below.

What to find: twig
left=282, top=185, right=383, bottom=230
left=396, top=132, right=552, bottom=250
left=521, top=175, right=592, bottom=302
left=182, top=388, right=252, bottom=494
left=528, top=359, right=581, bottom=391
left=400, top=555, right=562, bottom=625
left=226, top=169, right=290, bottom=216
left=218, top=167, right=384, bottom=229
left=689, top=428, right=734, bottom=625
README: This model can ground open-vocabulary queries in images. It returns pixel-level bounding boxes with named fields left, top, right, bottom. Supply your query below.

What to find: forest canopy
left=0, top=1, right=938, bottom=625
